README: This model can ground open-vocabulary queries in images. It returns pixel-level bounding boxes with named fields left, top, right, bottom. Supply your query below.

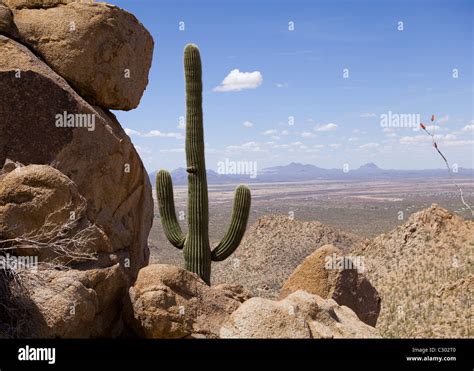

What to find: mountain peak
left=358, top=162, right=380, bottom=170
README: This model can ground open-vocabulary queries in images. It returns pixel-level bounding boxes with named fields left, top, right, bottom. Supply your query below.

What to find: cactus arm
left=156, top=170, right=186, bottom=249
left=211, top=185, right=251, bottom=262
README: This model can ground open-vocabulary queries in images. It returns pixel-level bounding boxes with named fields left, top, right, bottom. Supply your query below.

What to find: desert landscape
left=149, top=177, right=473, bottom=338
left=0, top=0, right=472, bottom=347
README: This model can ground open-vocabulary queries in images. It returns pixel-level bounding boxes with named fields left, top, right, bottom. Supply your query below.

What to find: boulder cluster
left=0, top=0, right=154, bottom=337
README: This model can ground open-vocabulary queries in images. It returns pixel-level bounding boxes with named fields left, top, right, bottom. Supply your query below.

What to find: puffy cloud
left=144, top=130, right=183, bottom=139
left=263, top=129, right=278, bottom=136
left=399, top=135, right=431, bottom=145
left=243, top=121, right=254, bottom=128
left=314, top=123, right=338, bottom=132
left=225, top=141, right=266, bottom=152
left=125, top=128, right=183, bottom=139
left=214, top=69, right=263, bottom=92
left=125, top=128, right=141, bottom=136
left=462, top=124, right=474, bottom=132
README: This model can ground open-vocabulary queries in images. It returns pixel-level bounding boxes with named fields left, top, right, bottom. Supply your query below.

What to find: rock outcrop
left=0, top=1, right=18, bottom=38
left=0, top=1, right=154, bottom=338
left=212, top=215, right=365, bottom=297
left=4, top=0, right=73, bottom=9
left=0, top=35, right=153, bottom=278
left=220, top=290, right=380, bottom=339
left=128, top=264, right=251, bottom=338
left=279, top=244, right=381, bottom=326
left=11, top=2, right=153, bottom=110
left=21, top=264, right=127, bottom=338
left=355, top=204, right=474, bottom=338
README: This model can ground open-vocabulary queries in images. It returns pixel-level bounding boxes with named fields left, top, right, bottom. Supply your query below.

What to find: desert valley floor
left=149, top=177, right=474, bottom=265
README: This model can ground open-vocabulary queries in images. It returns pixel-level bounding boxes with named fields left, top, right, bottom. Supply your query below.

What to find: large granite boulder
left=0, top=35, right=153, bottom=279
left=11, top=2, right=154, bottom=110
left=0, top=1, right=18, bottom=38
left=279, top=244, right=381, bottom=326
left=221, top=290, right=381, bottom=339
left=128, top=264, right=251, bottom=338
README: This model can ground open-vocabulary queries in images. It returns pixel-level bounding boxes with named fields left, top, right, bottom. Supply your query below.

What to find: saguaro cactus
left=156, top=44, right=251, bottom=285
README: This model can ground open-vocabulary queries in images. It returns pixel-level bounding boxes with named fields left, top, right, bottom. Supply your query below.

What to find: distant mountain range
left=149, top=162, right=474, bottom=185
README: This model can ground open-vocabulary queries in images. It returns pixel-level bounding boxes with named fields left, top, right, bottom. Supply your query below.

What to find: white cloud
left=226, top=141, right=266, bottom=152
left=263, top=129, right=278, bottom=136
left=178, top=121, right=186, bottom=129
left=243, top=121, right=254, bottom=128
left=314, top=123, right=338, bottom=132
left=272, top=143, right=290, bottom=149
left=443, top=139, right=474, bottom=146
left=399, top=135, right=431, bottom=145
left=348, top=137, right=359, bottom=142
left=281, top=130, right=289, bottom=135
left=329, top=143, right=341, bottom=149
left=125, top=128, right=141, bottom=136
left=399, top=133, right=460, bottom=146
left=144, top=130, right=183, bottom=139
left=275, top=82, right=289, bottom=88
left=124, top=128, right=183, bottom=139
left=358, top=142, right=380, bottom=149
left=301, top=131, right=315, bottom=138
left=424, top=125, right=444, bottom=132
left=360, top=113, right=376, bottom=118
left=462, top=124, right=474, bottom=132
left=443, top=133, right=457, bottom=140
left=214, top=69, right=263, bottom=92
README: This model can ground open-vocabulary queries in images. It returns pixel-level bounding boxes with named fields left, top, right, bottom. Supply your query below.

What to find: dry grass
left=0, top=222, right=98, bottom=338
left=355, top=205, right=473, bottom=338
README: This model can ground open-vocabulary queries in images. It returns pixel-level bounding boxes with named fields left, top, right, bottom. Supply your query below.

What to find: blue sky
left=112, top=0, right=473, bottom=172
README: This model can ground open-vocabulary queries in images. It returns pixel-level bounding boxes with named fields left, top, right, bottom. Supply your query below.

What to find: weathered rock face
left=0, top=35, right=153, bottom=278
left=20, top=264, right=127, bottom=338
left=0, top=2, right=153, bottom=339
left=220, top=290, right=380, bottom=339
left=0, top=1, right=18, bottom=38
left=128, top=264, right=251, bottom=338
left=279, top=244, right=381, bottom=327
left=12, top=2, right=154, bottom=110
left=0, top=164, right=122, bottom=265
left=4, top=0, right=73, bottom=9
left=0, top=165, right=86, bottom=241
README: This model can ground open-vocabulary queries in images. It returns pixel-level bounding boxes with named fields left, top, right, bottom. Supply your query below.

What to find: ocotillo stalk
left=156, top=44, right=251, bottom=285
